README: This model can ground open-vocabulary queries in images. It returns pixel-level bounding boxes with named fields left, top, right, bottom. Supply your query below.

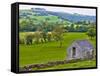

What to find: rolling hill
left=30, top=8, right=96, bottom=22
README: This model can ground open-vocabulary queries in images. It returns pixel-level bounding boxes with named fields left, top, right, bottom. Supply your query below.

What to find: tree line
left=19, top=17, right=96, bottom=47
left=19, top=17, right=95, bottom=32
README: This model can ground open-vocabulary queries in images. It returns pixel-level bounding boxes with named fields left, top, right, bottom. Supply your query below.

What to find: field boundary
left=19, top=59, right=94, bottom=71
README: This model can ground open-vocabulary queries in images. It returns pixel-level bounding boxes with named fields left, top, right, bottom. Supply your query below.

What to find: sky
left=19, top=5, right=96, bottom=16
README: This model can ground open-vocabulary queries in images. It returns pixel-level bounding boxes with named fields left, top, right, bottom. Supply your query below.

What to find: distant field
left=19, top=32, right=96, bottom=69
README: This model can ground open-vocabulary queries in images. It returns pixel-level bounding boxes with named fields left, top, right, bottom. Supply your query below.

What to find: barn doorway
left=72, top=47, right=76, bottom=58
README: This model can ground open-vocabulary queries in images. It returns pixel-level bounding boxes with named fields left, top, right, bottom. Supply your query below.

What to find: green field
left=19, top=32, right=96, bottom=70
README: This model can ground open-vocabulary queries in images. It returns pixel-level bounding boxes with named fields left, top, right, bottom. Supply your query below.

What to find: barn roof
left=75, top=40, right=94, bottom=50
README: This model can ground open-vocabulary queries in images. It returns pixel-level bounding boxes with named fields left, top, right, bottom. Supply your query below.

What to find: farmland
left=19, top=32, right=96, bottom=70
left=19, top=8, right=96, bottom=71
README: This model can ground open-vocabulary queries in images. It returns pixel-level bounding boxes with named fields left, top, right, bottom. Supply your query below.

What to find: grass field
left=19, top=32, right=96, bottom=70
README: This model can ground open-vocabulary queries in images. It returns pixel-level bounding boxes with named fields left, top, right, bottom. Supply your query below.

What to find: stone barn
left=67, top=40, right=95, bottom=60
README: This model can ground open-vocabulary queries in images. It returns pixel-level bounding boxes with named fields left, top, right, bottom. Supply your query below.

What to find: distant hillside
left=31, top=8, right=96, bottom=22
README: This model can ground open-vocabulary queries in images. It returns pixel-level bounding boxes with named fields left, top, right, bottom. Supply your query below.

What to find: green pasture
left=19, top=32, right=96, bottom=70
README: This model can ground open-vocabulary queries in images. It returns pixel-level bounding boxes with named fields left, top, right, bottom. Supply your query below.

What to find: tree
left=19, top=18, right=35, bottom=32
left=19, top=19, right=29, bottom=31
left=25, top=33, right=34, bottom=45
left=53, top=26, right=64, bottom=48
left=86, top=28, right=96, bottom=39
left=69, top=23, right=75, bottom=32
left=40, top=20, right=49, bottom=42
left=75, top=25, right=80, bottom=32
left=34, top=31, right=41, bottom=44
left=47, top=32, right=52, bottom=42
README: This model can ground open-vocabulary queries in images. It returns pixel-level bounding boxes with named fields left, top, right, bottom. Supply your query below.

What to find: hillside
left=20, top=8, right=96, bottom=22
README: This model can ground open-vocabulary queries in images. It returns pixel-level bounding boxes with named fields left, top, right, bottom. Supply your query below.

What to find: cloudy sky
left=19, top=5, right=96, bottom=16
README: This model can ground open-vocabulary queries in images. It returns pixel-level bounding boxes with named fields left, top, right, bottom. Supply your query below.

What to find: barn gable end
left=67, top=40, right=94, bottom=60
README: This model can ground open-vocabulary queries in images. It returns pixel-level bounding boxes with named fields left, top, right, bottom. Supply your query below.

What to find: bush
left=25, top=33, right=34, bottom=45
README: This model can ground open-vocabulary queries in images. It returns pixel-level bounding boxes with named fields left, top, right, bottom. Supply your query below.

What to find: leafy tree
left=19, top=19, right=29, bottom=31
left=69, top=23, right=75, bottom=32
left=86, top=28, right=96, bottom=39
left=19, top=18, right=35, bottom=32
left=53, top=26, right=64, bottom=48
left=25, top=33, right=34, bottom=45
left=75, top=25, right=80, bottom=32
left=34, top=31, right=41, bottom=44
left=47, top=32, right=52, bottom=42
left=78, top=25, right=87, bottom=32
left=41, top=21, right=48, bottom=42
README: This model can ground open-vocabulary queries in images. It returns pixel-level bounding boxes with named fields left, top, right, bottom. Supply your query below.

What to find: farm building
left=67, top=40, right=95, bottom=60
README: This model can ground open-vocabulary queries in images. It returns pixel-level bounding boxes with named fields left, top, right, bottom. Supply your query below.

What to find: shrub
left=25, top=33, right=34, bottom=45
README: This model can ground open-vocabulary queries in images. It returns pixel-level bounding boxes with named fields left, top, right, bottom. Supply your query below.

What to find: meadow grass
left=19, top=32, right=96, bottom=69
